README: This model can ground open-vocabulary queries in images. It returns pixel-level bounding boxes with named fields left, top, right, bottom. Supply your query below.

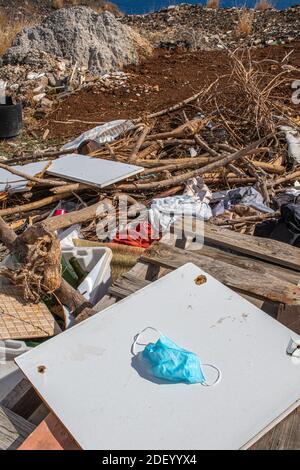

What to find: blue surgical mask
left=132, top=327, right=221, bottom=386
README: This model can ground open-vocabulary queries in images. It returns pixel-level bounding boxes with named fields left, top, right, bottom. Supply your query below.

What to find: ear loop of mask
left=132, top=327, right=161, bottom=356
left=201, top=363, right=222, bottom=387
left=132, top=327, right=222, bottom=386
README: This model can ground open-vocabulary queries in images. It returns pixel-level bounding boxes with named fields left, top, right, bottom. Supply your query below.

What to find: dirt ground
left=36, top=41, right=300, bottom=142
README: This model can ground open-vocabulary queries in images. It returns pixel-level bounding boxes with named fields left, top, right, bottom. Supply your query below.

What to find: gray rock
left=3, top=6, right=148, bottom=74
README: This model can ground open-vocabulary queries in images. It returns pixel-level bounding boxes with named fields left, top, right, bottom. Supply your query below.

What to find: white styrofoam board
left=16, top=263, right=300, bottom=450
left=47, top=154, right=143, bottom=188
left=0, top=161, right=50, bottom=193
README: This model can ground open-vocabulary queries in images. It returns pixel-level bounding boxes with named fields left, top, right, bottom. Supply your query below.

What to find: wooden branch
left=141, top=156, right=213, bottom=176
left=252, top=160, right=285, bottom=175
left=0, top=162, right=67, bottom=187
left=146, top=118, right=208, bottom=141
left=116, top=137, right=267, bottom=192
left=130, top=125, right=151, bottom=161
left=142, top=91, right=202, bottom=120
left=269, top=170, right=300, bottom=188
left=0, top=193, right=73, bottom=217
left=194, top=134, right=220, bottom=158
left=42, top=198, right=112, bottom=232
left=0, top=217, right=17, bottom=251
left=213, top=211, right=279, bottom=226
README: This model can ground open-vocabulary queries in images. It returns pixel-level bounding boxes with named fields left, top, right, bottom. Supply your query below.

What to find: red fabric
left=113, top=222, right=158, bottom=249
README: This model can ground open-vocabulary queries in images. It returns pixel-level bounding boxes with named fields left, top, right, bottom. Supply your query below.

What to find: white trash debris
left=61, top=120, right=135, bottom=151
left=281, top=126, right=300, bottom=165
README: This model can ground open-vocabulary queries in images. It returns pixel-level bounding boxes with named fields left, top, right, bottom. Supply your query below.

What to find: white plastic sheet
left=61, top=120, right=134, bottom=151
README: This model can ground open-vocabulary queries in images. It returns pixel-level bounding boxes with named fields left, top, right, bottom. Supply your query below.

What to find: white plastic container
left=62, top=247, right=113, bottom=306
left=0, top=340, right=30, bottom=363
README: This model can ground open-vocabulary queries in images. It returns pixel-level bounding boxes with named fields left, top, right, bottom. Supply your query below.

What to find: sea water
left=115, top=0, right=299, bottom=15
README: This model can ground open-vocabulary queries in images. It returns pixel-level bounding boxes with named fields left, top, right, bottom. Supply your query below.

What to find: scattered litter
left=211, top=186, right=274, bottom=216
left=149, top=195, right=212, bottom=234
left=0, top=3, right=299, bottom=450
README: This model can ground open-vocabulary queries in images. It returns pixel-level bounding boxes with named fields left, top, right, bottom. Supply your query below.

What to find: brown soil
left=38, top=42, right=300, bottom=142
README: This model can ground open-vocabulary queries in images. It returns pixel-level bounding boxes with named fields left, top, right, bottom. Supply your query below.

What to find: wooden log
left=42, top=198, right=112, bottom=232
left=51, top=183, right=92, bottom=194
left=141, top=156, right=214, bottom=176
left=146, top=118, right=208, bottom=141
left=141, top=242, right=300, bottom=305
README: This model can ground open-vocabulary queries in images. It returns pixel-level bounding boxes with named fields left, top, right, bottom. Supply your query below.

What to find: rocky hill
left=0, top=0, right=121, bottom=20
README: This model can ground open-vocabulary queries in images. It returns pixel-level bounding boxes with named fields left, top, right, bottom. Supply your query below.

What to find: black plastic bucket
left=0, top=96, right=23, bottom=139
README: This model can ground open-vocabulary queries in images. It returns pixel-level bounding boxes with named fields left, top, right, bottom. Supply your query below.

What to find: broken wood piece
left=0, top=405, right=36, bottom=450
left=141, top=242, right=300, bottom=305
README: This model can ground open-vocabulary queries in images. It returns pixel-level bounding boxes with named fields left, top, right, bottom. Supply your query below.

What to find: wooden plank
left=277, top=304, right=300, bottom=335
left=141, top=243, right=300, bottom=305
left=0, top=405, right=35, bottom=450
left=250, top=407, right=300, bottom=450
left=109, top=273, right=151, bottom=299
left=94, top=261, right=170, bottom=314
left=18, top=412, right=79, bottom=451
left=199, top=245, right=300, bottom=286
left=27, top=403, right=49, bottom=426
left=1, top=378, right=42, bottom=420
left=203, top=223, right=300, bottom=271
